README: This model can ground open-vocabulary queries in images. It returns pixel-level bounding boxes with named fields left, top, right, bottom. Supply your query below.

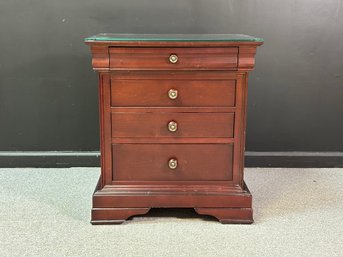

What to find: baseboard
left=0, top=151, right=100, bottom=168
left=245, top=151, right=343, bottom=168
left=0, top=151, right=342, bottom=168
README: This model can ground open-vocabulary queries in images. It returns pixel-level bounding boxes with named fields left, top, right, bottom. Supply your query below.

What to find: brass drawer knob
left=168, top=158, right=178, bottom=169
left=168, top=89, right=178, bottom=100
left=169, top=54, right=178, bottom=63
left=168, top=121, right=178, bottom=132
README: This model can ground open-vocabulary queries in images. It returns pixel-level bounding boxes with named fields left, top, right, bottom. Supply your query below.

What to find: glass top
left=85, top=33, right=264, bottom=42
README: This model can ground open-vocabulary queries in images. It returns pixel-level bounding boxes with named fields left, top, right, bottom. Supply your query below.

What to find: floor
left=0, top=168, right=342, bottom=257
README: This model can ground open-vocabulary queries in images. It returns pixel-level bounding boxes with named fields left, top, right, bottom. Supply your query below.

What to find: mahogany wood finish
left=86, top=35, right=262, bottom=224
left=109, top=47, right=238, bottom=70
left=110, top=78, right=236, bottom=107
left=194, top=208, right=253, bottom=224
left=111, top=112, right=234, bottom=138
left=92, top=208, right=150, bottom=224
left=112, top=143, right=233, bottom=181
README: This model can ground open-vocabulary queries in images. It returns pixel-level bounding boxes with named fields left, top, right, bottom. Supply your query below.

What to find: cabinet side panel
left=240, top=73, right=249, bottom=185
left=99, top=73, right=112, bottom=187
left=232, top=74, right=247, bottom=186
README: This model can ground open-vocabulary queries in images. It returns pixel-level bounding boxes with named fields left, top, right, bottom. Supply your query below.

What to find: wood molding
left=90, top=45, right=109, bottom=70
left=194, top=207, right=253, bottom=224
left=86, top=42, right=263, bottom=72
left=238, top=46, right=258, bottom=71
left=91, top=208, right=150, bottom=224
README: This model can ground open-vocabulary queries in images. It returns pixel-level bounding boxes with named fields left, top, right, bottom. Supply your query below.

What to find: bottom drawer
left=112, top=144, right=233, bottom=181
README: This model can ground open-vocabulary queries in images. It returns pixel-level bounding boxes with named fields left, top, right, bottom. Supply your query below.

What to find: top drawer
left=109, top=47, right=238, bottom=70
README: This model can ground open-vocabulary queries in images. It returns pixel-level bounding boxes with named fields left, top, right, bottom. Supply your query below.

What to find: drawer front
left=111, top=79, right=236, bottom=107
left=111, top=112, right=234, bottom=138
left=109, top=47, right=238, bottom=70
left=112, top=144, right=233, bottom=181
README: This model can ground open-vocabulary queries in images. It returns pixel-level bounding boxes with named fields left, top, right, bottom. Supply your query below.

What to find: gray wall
left=1, top=0, right=343, bottom=153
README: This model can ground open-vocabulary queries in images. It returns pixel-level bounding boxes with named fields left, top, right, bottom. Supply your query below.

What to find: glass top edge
left=84, top=33, right=264, bottom=42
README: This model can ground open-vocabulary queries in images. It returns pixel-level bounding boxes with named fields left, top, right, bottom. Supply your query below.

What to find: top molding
left=85, top=34, right=264, bottom=71
left=85, top=33, right=264, bottom=43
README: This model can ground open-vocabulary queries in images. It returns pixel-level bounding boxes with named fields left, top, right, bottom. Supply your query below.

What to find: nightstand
left=85, top=33, right=263, bottom=224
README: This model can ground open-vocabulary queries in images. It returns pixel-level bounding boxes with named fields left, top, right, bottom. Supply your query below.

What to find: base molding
left=91, top=207, right=253, bottom=224
left=91, top=208, right=150, bottom=224
left=91, top=178, right=253, bottom=224
left=194, top=208, right=254, bottom=224
left=195, top=207, right=253, bottom=224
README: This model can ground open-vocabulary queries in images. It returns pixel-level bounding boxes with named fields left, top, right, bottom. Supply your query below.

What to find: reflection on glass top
left=85, top=33, right=264, bottom=42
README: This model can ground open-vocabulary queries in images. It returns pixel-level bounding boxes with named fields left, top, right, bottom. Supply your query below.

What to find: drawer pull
left=169, top=54, right=178, bottom=64
left=168, top=158, right=178, bottom=169
left=168, top=121, right=178, bottom=132
left=168, top=89, right=178, bottom=100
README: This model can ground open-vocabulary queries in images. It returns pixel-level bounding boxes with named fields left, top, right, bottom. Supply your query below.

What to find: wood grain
left=86, top=37, right=262, bottom=224
left=99, top=73, right=112, bottom=187
left=110, top=78, right=236, bottom=107
left=112, top=143, right=233, bottom=181
left=238, top=46, right=258, bottom=71
left=194, top=207, right=253, bottom=224
left=92, top=208, right=150, bottom=224
left=90, top=45, right=109, bottom=70
left=109, top=47, right=238, bottom=70
left=111, top=112, right=234, bottom=138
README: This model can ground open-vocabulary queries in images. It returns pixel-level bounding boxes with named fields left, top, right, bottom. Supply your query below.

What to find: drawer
left=109, top=47, right=238, bottom=70
left=110, top=79, right=236, bottom=107
left=111, top=112, right=234, bottom=138
left=112, top=144, right=233, bottom=181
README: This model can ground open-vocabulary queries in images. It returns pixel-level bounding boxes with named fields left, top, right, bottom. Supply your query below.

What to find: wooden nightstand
left=85, top=33, right=263, bottom=224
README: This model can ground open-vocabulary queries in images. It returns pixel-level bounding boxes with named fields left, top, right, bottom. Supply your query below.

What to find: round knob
left=168, top=121, right=178, bottom=132
left=168, top=89, right=178, bottom=100
left=168, top=158, right=178, bottom=169
left=169, top=54, right=178, bottom=64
